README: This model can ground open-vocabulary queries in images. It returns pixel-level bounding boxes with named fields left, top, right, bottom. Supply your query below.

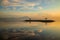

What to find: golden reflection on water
left=0, top=21, right=60, bottom=37
left=0, top=22, right=60, bottom=30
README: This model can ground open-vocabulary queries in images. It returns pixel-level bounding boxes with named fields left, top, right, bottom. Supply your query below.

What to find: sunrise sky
left=0, top=0, right=60, bottom=19
left=0, top=0, right=60, bottom=22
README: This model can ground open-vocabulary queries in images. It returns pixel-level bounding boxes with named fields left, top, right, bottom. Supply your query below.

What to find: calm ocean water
left=0, top=21, right=60, bottom=40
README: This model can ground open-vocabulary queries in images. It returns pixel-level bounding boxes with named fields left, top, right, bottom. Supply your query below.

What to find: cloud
left=0, top=0, right=41, bottom=10
left=25, top=3, right=36, bottom=6
left=10, top=0, right=21, bottom=3
left=25, top=0, right=41, bottom=2
left=0, top=0, right=58, bottom=12
left=38, top=6, right=43, bottom=9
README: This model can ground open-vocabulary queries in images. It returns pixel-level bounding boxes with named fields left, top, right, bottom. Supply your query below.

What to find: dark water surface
left=0, top=22, right=60, bottom=40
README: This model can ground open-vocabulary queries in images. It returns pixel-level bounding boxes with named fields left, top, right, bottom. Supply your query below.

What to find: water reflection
left=0, top=22, right=60, bottom=40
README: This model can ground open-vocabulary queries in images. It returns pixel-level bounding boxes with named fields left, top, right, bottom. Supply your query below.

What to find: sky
left=0, top=0, right=60, bottom=12
left=0, top=0, right=60, bottom=21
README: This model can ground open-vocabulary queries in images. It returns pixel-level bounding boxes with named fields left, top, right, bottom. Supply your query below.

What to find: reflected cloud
left=0, top=27, right=59, bottom=40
